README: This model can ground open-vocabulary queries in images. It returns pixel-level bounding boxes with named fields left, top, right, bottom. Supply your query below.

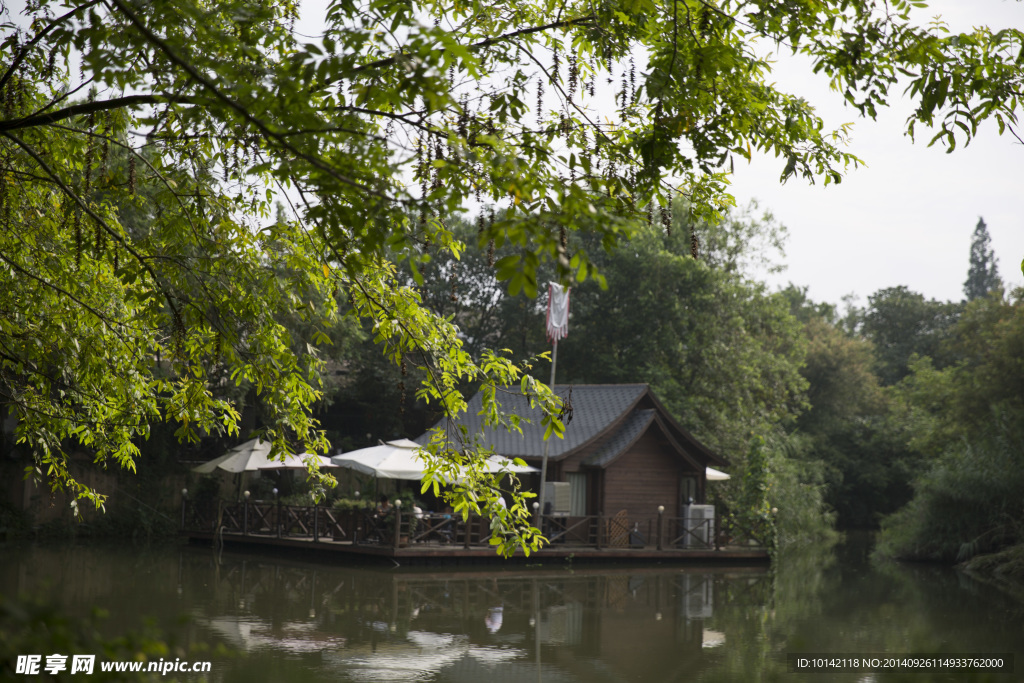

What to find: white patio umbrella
left=706, top=466, right=731, bottom=481
left=331, top=439, right=537, bottom=480
left=192, top=438, right=335, bottom=473
left=331, top=439, right=426, bottom=479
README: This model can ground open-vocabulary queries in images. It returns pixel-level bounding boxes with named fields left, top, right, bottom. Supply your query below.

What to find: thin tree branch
left=0, top=94, right=195, bottom=132
left=348, top=16, right=595, bottom=77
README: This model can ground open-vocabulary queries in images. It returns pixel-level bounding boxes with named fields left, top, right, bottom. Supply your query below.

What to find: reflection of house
left=421, top=384, right=728, bottom=522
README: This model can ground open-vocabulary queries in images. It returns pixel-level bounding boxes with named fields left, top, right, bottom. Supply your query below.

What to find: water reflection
left=186, top=556, right=752, bottom=683
left=2, top=538, right=1022, bottom=683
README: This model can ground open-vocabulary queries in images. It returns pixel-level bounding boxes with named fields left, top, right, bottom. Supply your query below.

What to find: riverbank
left=961, top=544, right=1024, bottom=601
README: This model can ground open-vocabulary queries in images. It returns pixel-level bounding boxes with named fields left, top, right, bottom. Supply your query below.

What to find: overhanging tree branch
left=0, top=94, right=195, bottom=132
left=348, top=16, right=596, bottom=77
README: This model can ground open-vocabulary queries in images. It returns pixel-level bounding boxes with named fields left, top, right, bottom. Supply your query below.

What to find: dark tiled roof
left=581, top=409, right=656, bottom=468
left=419, top=384, right=648, bottom=460
left=418, top=383, right=728, bottom=468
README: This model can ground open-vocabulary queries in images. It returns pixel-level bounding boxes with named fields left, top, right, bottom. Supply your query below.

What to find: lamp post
left=273, top=488, right=280, bottom=537
left=313, top=490, right=320, bottom=543
left=393, top=499, right=403, bottom=550
left=243, top=490, right=250, bottom=535
left=657, top=505, right=665, bottom=551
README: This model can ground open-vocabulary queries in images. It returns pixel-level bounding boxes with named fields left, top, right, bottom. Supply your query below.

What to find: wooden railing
left=180, top=499, right=768, bottom=552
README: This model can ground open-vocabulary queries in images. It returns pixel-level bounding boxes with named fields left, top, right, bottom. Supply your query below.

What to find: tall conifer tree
left=964, top=218, right=1001, bottom=301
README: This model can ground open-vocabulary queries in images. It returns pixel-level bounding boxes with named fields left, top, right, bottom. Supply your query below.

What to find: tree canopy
left=858, top=285, right=961, bottom=385
left=2, top=0, right=1023, bottom=551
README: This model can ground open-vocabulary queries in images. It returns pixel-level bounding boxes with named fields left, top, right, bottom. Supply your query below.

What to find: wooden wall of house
left=602, top=432, right=682, bottom=523
left=539, top=418, right=709, bottom=521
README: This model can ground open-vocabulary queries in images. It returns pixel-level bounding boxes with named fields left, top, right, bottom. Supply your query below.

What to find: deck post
left=657, top=506, right=664, bottom=551
left=463, top=516, right=471, bottom=549
left=595, top=513, right=603, bottom=550
left=393, top=501, right=403, bottom=550
left=243, top=491, right=249, bottom=536
left=313, top=503, right=319, bottom=543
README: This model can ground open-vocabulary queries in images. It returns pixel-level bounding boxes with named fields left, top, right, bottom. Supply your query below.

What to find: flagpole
left=537, top=338, right=557, bottom=521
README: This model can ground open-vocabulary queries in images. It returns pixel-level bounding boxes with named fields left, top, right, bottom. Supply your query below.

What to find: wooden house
left=420, top=384, right=728, bottom=524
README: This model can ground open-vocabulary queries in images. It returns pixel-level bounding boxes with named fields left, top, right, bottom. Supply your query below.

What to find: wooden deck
left=182, top=500, right=770, bottom=566
left=185, top=529, right=769, bottom=565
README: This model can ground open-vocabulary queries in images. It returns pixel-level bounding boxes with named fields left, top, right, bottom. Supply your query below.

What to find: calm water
left=2, top=536, right=1022, bottom=682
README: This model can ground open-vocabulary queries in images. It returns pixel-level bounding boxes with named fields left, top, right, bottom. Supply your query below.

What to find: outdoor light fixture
left=658, top=505, right=665, bottom=514
left=395, top=499, right=402, bottom=508
left=354, top=490, right=360, bottom=498
left=182, top=488, right=188, bottom=498
left=244, top=490, right=250, bottom=500
left=272, top=488, right=278, bottom=498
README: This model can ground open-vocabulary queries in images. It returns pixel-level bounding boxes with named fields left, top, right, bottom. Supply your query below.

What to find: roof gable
left=581, top=408, right=655, bottom=468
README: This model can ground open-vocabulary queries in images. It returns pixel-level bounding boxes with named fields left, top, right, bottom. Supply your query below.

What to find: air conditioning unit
left=543, top=482, right=571, bottom=514
left=681, top=573, right=714, bottom=620
left=682, top=504, right=715, bottom=548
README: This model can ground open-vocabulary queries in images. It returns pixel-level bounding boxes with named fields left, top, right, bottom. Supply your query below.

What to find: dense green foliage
left=878, top=414, right=1024, bottom=562
left=877, top=290, right=1024, bottom=562
left=780, top=272, right=1024, bottom=552
left=785, top=307, right=918, bottom=529
left=860, top=286, right=962, bottom=386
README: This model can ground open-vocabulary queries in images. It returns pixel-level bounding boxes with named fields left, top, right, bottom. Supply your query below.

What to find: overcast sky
left=729, top=0, right=1024, bottom=307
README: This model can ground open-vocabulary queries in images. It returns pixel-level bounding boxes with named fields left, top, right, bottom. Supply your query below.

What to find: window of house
left=567, top=472, right=588, bottom=516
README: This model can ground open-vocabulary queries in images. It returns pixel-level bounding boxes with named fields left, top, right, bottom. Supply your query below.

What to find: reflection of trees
left=697, top=535, right=1024, bottom=683
left=178, top=554, right=769, bottom=682
left=696, top=540, right=840, bottom=682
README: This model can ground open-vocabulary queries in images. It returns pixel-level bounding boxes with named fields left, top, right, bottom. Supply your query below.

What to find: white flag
left=546, top=282, right=571, bottom=343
